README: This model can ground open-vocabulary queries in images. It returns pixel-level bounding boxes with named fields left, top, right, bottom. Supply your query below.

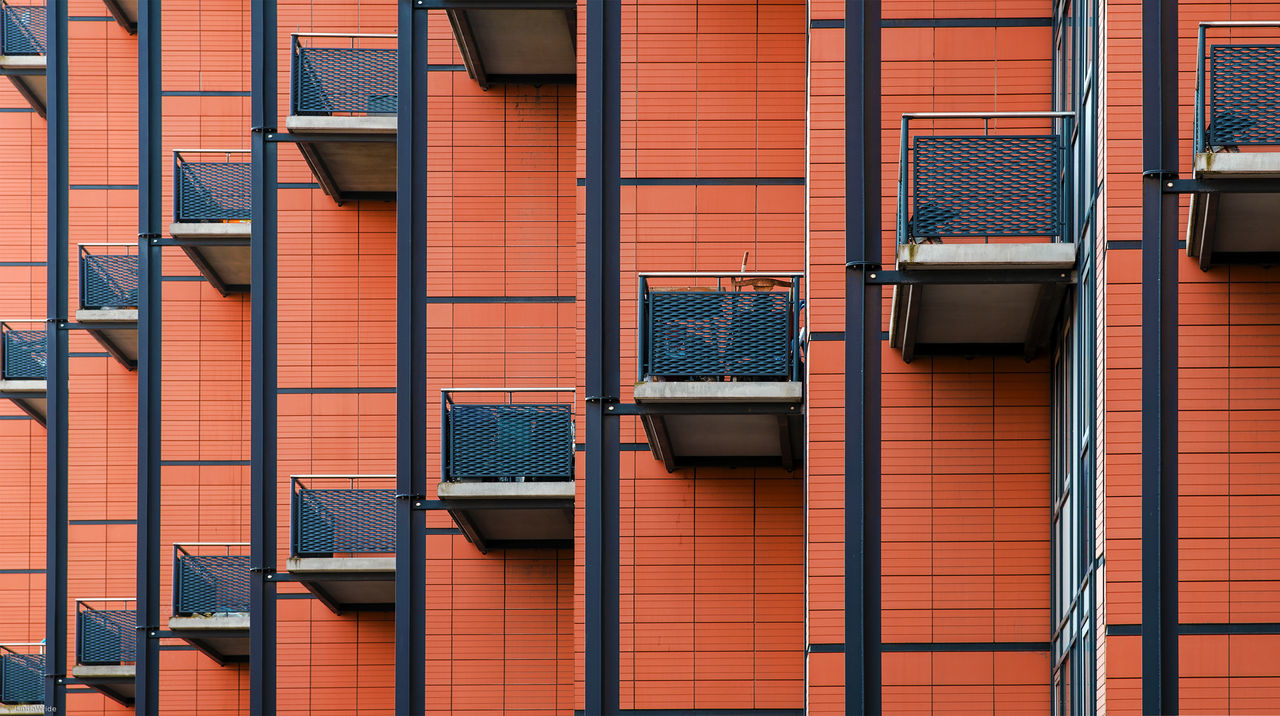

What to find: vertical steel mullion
left=395, top=2, right=427, bottom=714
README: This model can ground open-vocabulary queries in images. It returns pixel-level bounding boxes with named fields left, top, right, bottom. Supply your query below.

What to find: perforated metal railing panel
left=911, top=135, right=1062, bottom=239
left=1209, top=45, right=1280, bottom=146
left=295, top=488, right=395, bottom=555
left=645, top=290, right=793, bottom=378
left=78, top=609, right=136, bottom=665
left=2, top=329, right=45, bottom=380
left=295, top=47, right=397, bottom=115
left=0, top=653, right=42, bottom=704
left=175, top=554, right=251, bottom=615
left=1, top=5, right=45, bottom=55
left=175, top=161, right=252, bottom=222
left=447, top=404, right=574, bottom=480
left=82, top=254, right=139, bottom=310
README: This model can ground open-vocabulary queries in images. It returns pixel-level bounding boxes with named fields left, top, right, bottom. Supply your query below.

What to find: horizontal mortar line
left=425, top=527, right=463, bottom=535
left=575, top=443, right=649, bottom=451
left=277, top=387, right=396, bottom=394
left=160, top=459, right=250, bottom=466
left=881, top=641, right=1050, bottom=652
left=69, top=519, right=135, bottom=525
left=0, top=261, right=45, bottom=266
left=279, top=182, right=321, bottom=189
left=806, top=642, right=845, bottom=653
left=0, top=568, right=43, bottom=574
left=808, top=331, right=845, bottom=341
left=276, top=593, right=317, bottom=600
left=68, top=352, right=110, bottom=358
left=69, top=16, right=116, bottom=21
left=0, top=107, right=36, bottom=112
left=0, top=415, right=34, bottom=420
left=162, top=275, right=206, bottom=281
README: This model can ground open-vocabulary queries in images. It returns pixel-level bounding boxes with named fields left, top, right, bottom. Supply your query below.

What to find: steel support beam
left=395, top=1, right=428, bottom=713
left=1141, top=0, right=1178, bottom=712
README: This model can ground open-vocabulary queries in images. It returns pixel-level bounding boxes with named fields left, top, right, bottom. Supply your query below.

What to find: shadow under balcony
left=445, top=1, right=576, bottom=89
left=167, top=543, right=250, bottom=666
left=634, top=273, right=804, bottom=472
left=0, top=322, right=45, bottom=425
left=0, top=3, right=45, bottom=117
left=438, top=390, right=575, bottom=553
left=76, top=245, right=138, bottom=369
left=72, top=600, right=135, bottom=706
left=287, top=476, right=395, bottom=615
left=286, top=33, right=396, bottom=203
left=0, top=647, right=42, bottom=710
left=888, top=113, right=1078, bottom=363
left=100, top=0, right=135, bottom=33
left=169, top=150, right=252, bottom=295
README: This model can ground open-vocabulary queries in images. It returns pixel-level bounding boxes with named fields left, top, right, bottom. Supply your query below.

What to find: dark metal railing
left=172, top=543, right=251, bottom=616
left=79, top=244, right=138, bottom=310
left=442, top=389, right=575, bottom=482
left=0, top=646, right=42, bottom=704
left=0, top=321, right=44, bottom=381
left=897, top=112, right=1074, bottom=244
left=173, top=150, right=251, bottom=223
left=76, top=599, right=136, bottom=665
left=1196, top=22, right=1280, bottom=151
left=0, top=2, right=45, bottom=56
left=291, top=33, right=397, bottom=116
left=291, top=476, right=395, bottom=557
left=639, top=272, right=804, bottom=382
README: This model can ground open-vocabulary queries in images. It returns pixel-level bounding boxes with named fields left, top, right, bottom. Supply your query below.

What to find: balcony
left=0, top=2, right=45, bottom=117
left=888, top=112, right=1077, bottom=362
left=634, top=273, right=804, bottom=472
left=0, top=645, right=41, bottom=710
left=0, top=322, right=45, bottom=425
left=1187, top=23, right=1280, bottom=268
left=287, top=476, right=394, bottom=614
left=72, top=599, right=135, bottom=706
left=100, top=0, right=135, bottom=33
left=438, top=389, right=575, bottom=552
left=170, top=150, right=251, bottom=295
left=167, top=543, right=250, bottom=665
left=77, top=245, right=138, bottom=369
left=445, top=1, right=576, bottom=89
left=286, top=33, right=396, bottom=203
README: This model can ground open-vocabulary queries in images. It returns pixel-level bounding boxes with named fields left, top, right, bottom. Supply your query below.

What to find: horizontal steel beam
left=612, top=402, right=803, bottom=416
left=1164, top=178, right=1280, bottom=194
left=867, top=268, right=1076, bottom=285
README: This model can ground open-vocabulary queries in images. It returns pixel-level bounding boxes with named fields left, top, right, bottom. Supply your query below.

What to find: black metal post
left=395, top=1, right=428, bottom=713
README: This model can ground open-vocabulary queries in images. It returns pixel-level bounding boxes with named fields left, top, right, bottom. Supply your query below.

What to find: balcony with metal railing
left=286, top=475, right=395, bottom=614
left=167, top=543, right=250, bottom=665
left=444, top=1, right=576, bottom=88
left=0, top=321, right=45, bottom=425
left=1187, top=22, right=1280, bottom=267
left=72, top=599, right=135, bottom=706
left=170, top=150, right=252, bottom=295
left=888, top=112, right=1078, bottom=362
left=438, top=389, right=575, bottom=552
left=77, top=244, right=138, bottom=369
left=633, top=272, right=804, bottom=471
left=0, top=1, right=46, bottom=116
left=0, top=645, right=41, bottom=709
left=286, top=33, right=397, bottom=203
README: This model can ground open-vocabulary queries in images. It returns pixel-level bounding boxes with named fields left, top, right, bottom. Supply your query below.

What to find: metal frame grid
left=441, top=388, right=575, bottom=483
left=290, top=33, right=397, bottom=116
left=75, top=599, right=136, bottom=666
left=637, top=272, right=805, bottom=382
left=0, top=1, right=44, bottom=55
left=79, top=244, right=139, bottom=310
left=0, top=645, right=43, bottom=705
left=896, top=112, right=1074, bottom=244
left=171, top=543, right=251, bottom=616
left=172, top=150, right=251, bottom=223
left=290, top=475, right=395, bottom=557
left=0, top=320, right=45, bottom=380
left=1195, top=23, right=1280, bottom=152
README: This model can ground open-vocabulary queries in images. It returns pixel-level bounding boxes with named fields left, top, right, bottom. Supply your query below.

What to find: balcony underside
left=0, top=56, right=45, bottom=117
left=889, top=242, right=1077, bottom=362
left=438, top=481, right=574, bottom=553
left=75, top=309, right=138, bottom=369
left=170, top=222, right=251, bottom=295
left=447, top=5, right=576, bottom=88
left=0, top=380, right=46, bottom=425
left=285, top=116, right=396, bottom=203
left=167, top=614, right=249, bottom=666
left=634, top=381, right=803, bottom=472
left=71, top=665, right=134, bottom=706
left=1188, top=151, right=1280, bottom=268
left=286, top=557, right=394, bottom=615
left=101, top=0, right=137, bottom=32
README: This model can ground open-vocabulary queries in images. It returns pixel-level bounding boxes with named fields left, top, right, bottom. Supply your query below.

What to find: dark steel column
left=249, top=0, right=278, bottom=710
left=583, top=1, right=620, bottom=714
left=135, top=0, right=162, bottom=709
left=845, top=1, right=881, bottom=712
left=1141, top=0, right=1178, bottom=712
left=394, top=1, right=427, bottom=713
